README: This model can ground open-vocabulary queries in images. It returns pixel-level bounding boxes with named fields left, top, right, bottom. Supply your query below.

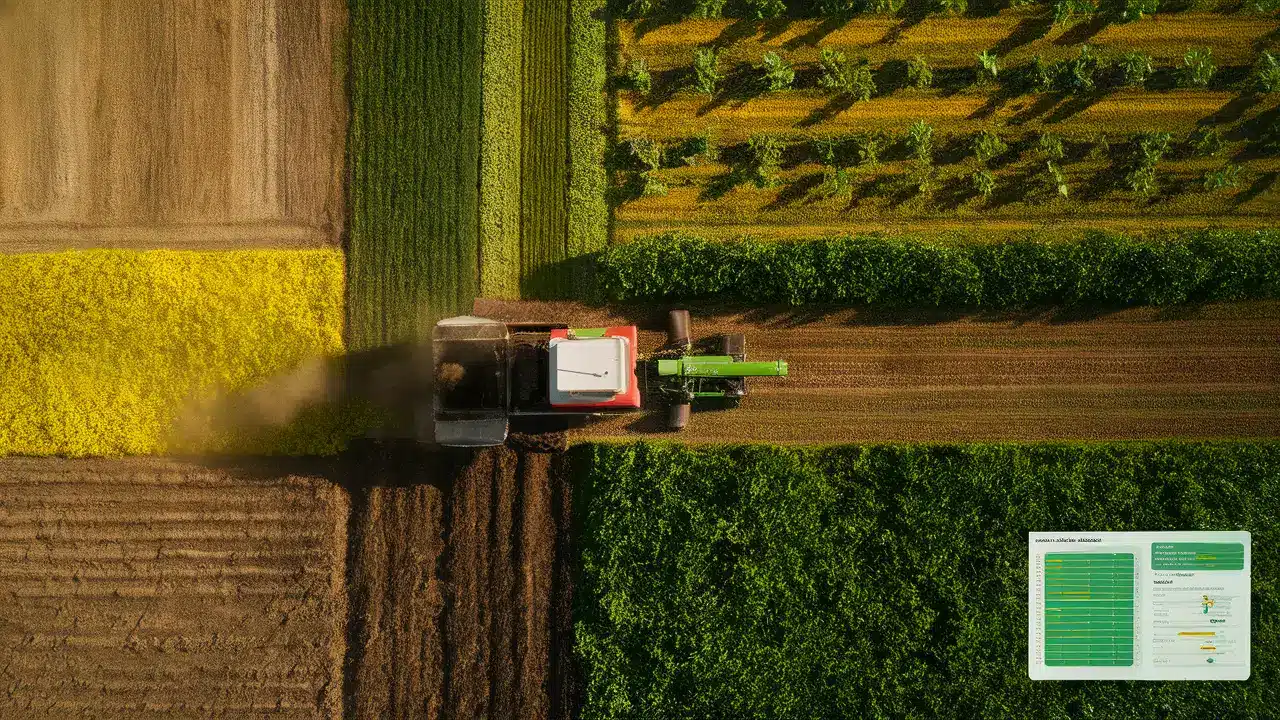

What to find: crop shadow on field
left=711, top=18, right=764, bottom=49
left=1052, top=15, right=1110, bottom=47
left=798, top=94, right=858, bottom=127
left=1008, top=93, right=1064, bottom=125
left=990, top=15, right=1054, bottom=57
left=523, top=253, right=599, bottom=301
left=631, top=11, right=691, bottom=41
left=697, top=65, right=772, bottom=115
left=876, top=4, right=936, bottom=47
left=1042, top=89, right=1114, bottom=125
left=1253, top=26, right=1280, bottom=52
left=764, top=172, right=825, bottom=210
left=1202, top=94, right=1263, bottom=129
left=1234, top=171, right=1277, bottom=206
left=630, top=67, right=696, bottom=110
left=782, top=16, right=849, bottom=50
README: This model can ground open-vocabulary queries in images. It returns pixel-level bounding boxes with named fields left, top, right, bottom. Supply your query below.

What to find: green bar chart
left=1044, top=553, right=1135, bottom=667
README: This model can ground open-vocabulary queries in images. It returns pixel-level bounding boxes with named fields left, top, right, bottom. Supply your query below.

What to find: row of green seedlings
left=620, top=0, right=1279, bottom=21
left=617, top=126, right=1245, bottom=202
left=625, top=48, right=1280, bottom=99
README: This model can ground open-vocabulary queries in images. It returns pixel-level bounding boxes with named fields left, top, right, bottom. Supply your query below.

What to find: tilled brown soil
left=0, top=457, right=348, bottom=718
left=0, top=0, right=346, bottom=251
left=476, top=299, right=1280, bottom=443
left=343, top=443, right=575, bottom=720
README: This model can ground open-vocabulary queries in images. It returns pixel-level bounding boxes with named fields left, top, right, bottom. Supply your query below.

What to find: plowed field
left=344, top=444, right=576, bottom=720
left=476, top=299, right=1280, bottom=443
left=0, top=458, right=348, bottom=717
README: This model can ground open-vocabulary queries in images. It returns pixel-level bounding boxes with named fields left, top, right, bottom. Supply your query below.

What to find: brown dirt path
left=0, top=457, right=348, bottom=718
left=621, top=13, right=1278, bottom=68
left=476, top=299, right=1280, bottom=443
left=0, top=0, right=346, bottom=251
left=619, top=90, right=1256, bottom=141
left=343, top=444, right=575, bottom=720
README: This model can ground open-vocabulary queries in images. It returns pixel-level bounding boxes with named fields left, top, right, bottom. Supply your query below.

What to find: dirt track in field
left=0, top=458, right=348, bottom=718
left=344, top=444, right=576, bottom=720
left=621, top=13, right=1277, bottom=68
left=619, top=89, right=1256, bottom=141
left=476, top=299, right=1280, bottom=443
left=0, top=0, right=346, bottom=251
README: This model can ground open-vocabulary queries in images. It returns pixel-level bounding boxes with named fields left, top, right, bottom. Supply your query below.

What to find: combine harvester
left=431, top=310, right=788, bottom=446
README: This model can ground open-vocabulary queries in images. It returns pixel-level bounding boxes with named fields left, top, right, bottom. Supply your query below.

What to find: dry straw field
left=0, top=0, right=347, bottom=252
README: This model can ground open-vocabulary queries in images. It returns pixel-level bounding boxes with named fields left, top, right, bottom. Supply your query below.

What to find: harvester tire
left=667, top=402, right=691, bottom=431
left=717, top=333, right=746, bottom=360
left=666, top=309, right=691, bottom=348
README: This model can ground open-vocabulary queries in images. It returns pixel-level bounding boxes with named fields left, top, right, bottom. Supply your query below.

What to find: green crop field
left=608, top=5, right=1280, bottom=241
left=347, top=0, right=483, bottom=348
left=477, top=0, right=610, bottom=299
left=521, top=0, right=573, bottom=298
left=572, top=441, right=1280, bottom=719
left=569, top=0, right=611, bottom=298
left=480, top=0, right=526, bottom=299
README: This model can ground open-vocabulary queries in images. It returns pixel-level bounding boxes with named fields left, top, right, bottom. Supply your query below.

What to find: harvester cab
left=431, top=310, right=787, bottom=446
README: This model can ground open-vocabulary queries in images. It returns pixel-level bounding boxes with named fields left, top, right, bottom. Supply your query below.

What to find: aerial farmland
left=1, top=0, right=1277, bottom=718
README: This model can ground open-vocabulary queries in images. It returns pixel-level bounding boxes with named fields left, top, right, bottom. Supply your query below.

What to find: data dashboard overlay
left=1028, top=532, right=1250, bottom=680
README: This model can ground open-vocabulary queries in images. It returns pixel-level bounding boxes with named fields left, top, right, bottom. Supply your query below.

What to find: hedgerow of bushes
left=0, top=250, right=366, bottom=456
left=573, top=441, right=1280, bottom=719
left=598, top=231, right=1280, bottom=307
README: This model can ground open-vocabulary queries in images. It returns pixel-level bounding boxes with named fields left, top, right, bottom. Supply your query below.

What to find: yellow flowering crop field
left=0, top=249, right=371, bottom=456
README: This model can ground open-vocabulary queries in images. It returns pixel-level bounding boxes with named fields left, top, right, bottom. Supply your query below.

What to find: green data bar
left=1151, top=543, right=1245, bottom=570
left=1044, top=553, right=1135, bottom=667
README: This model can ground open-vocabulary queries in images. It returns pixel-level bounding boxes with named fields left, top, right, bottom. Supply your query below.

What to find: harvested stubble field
left=476, top=299, right=1280, bottom=443
left=0, top=458, right=348, bottom=717
left=0, top=0, right=347, bottom=252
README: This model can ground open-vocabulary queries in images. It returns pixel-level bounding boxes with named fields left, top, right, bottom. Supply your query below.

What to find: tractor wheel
left=666, top=309, right=691, bottom=348
left=716, top=333, right=746, bottom=360
left=666, top=402, right=691, bottom=431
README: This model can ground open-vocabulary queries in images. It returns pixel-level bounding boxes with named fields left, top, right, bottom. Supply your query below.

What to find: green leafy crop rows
left=348, top=0, right=482, bottom=348
left=480, top=0, right=525, bottom=299
left=520, top=0, right=571, bottom=297
left=598, top=230, right=1280, bottom=307
left=573, top=441, right=1280, bottom=719
left=568, top=0, right=610, bottom=299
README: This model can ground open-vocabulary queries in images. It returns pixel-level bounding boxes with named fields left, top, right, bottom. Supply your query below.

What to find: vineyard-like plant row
left=610, top=8, right=1280, bottom=238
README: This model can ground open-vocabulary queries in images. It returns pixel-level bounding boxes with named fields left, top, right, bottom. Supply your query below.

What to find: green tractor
left=650, top=310, right=788, bottom=429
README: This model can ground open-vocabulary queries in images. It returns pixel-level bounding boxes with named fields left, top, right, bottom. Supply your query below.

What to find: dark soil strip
left=550, top=450, right=581, bottom=720
left=342, top=442, right=571, bottom=719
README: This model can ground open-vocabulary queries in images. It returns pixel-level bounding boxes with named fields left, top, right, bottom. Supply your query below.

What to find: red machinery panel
left=549, top=326, right=641, bottom=410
